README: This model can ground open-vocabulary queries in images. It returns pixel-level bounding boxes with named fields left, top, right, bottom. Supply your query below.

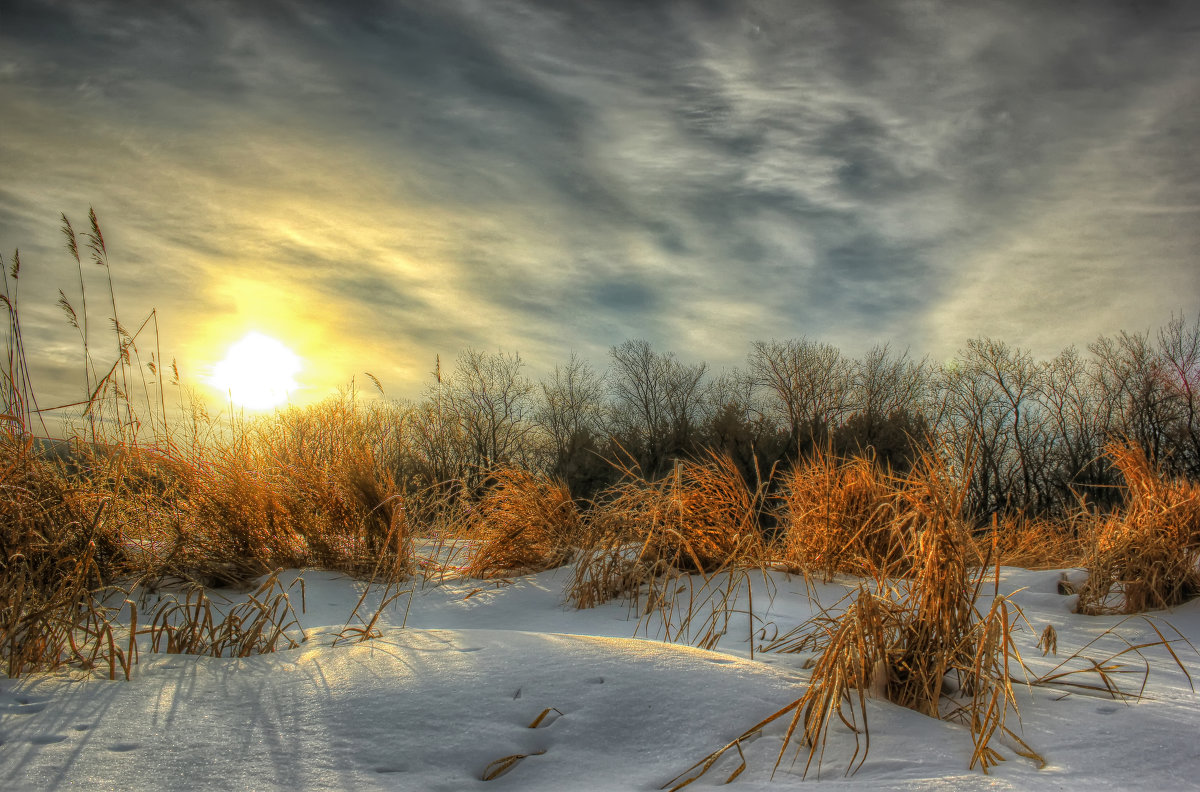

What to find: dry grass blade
left=332, top=585, right=410, bottom=646
left=664, top=737, right=750, bottom=791
left=333, top=493, right=417, bottom=645
left=527, top=707, right=563, bottom=728
left=140, top=571, right=307, bottom=658
left=68, top=593, right=135, bottom=681
left=1038, top=624, right=1058, bottom=656
left=662, top=705, right=796, bottom=791
left=480, top=750, right=546, bottom=781
left=1031, top=615, right=1196, bottom=699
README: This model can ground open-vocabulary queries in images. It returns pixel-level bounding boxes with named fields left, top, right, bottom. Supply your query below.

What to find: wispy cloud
left=2, top=0, right=1198, bottom=409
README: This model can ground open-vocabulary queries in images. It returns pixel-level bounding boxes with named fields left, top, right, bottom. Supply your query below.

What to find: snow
left=2, top=562, right=1199, bottom=791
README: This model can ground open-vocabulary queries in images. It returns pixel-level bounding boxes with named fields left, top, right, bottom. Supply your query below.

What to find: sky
left=2, top=0, right=1199, bottom=414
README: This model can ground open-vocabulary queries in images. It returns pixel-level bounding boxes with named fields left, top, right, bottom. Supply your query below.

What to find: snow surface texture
left=2, top=565, right=1198, bottom=791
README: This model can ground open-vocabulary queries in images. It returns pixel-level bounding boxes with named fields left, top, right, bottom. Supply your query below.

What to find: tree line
left=333, top=314, right=1200, bottom=523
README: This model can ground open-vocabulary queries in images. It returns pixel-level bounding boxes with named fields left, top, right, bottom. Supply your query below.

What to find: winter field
left=2, top=552, right=1198, bottom=792
left=4, top=220, right=1200, bottom=789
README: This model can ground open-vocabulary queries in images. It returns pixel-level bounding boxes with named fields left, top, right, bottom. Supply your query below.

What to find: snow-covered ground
left=2, top=560, right=1198, bottom=791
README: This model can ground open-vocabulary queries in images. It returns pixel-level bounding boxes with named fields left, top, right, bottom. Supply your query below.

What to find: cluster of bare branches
left=377, top=315, right=1200, bottom=525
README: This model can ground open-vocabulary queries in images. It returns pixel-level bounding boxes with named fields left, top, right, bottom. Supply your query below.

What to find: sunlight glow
left=209, top=332, right=302, bottom=410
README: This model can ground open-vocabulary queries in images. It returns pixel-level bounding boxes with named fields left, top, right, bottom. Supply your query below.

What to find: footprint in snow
left=107, top=743, right=141, bottom=753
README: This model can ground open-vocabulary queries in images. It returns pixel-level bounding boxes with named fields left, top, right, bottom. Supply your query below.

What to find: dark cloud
left=590, top=278, right=662, bottom=316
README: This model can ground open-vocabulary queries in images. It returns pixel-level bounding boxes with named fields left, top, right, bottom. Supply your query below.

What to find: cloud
left=2, top=0, right=1199, bottom=411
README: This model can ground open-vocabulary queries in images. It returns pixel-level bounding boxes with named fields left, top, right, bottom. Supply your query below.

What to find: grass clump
left=105, top=394, right=414, bottom=589
left=985, top=513, right=1088, bottom=571
left=464, top=468, right=582, bottom=578
left=669, top=451, right=1040, bottom=784
left=255, top=398, right=411, bottom=580
left=0, top=378, right=414, bottom=680
left=1077, top=442, right=1200, bottom=614
left=671, top=448, right=1197, bottom=784
left=0, top=430, right=130, bottom=677
left=140, top=571, right=307, bottom=657
left=567, top=452, right=764, bottom=610
left=776, top=450, right=899, bottom=581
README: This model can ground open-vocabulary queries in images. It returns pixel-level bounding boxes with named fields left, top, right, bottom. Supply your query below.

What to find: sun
left=210, top=332, right=302, bottom=410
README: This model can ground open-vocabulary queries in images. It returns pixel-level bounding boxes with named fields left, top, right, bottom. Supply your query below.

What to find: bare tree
left=748, top=338, right=850, bottom=456
left=407, top=396, right=468, bottom=490
left=971, top=339, right=1050, bottom=511
left=1037, top=346, right=1113, bottom=507
left=1089, top=330, right=1179, bottom=467
left=936, top=339, right=1051, bottom=515
left=442, top=348, right=537, bottom=483
left=537, top=353, right=609, bottom=492
left=1157, top=312, right=1200, bottom=477
left=851, top=344, right=929, bottom=422
left=385, top=316, right=1200, bottom=520
left=663, top=355, right=709, bottom=452
left=705, top=366, right=788, bottom=483
left=836, top=345, right=931, bottom=470
left=609, top=339, right=708, bottom=475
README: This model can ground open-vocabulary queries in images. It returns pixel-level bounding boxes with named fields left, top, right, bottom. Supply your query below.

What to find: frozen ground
left=2, top=560, right=1198, bottom=791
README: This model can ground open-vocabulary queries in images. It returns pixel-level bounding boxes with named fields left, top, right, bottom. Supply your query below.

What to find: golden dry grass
left=93, top=397, right=414, bottom=588
left=0, top=397, right=415, bottom=678
left=776, top=445, right=985, bottom=581
left=669, top=450, right=1044, bottom=784
left=566, top=452, right=765, bottom=610
left=463, top=468, right=582, bottom=578
left=671, top=446, right=1199, bottom=785
left=775, top=450, right=900, bottom=580
left=1077, top=442, right=1200, bottom=614
left=139, top=571, right=307, bottom=657
left=0, top=430, right=128, bottom=677
left=984, top=513, right=1088, bottom=570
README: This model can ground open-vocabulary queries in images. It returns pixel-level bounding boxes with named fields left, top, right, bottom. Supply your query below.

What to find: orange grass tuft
left=775, top=449, right=899, bottom=580
left=567, top=452, right=765, bottom=609
left=1077, top=442, right=1200, bottom=614
left=985, top=513, right=1088, bottom=571
left=670, top=449, right=1046, bottom=784
left=464, top=468, right=582, bottom=578
left=0, top=430, right=129, bottom=677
